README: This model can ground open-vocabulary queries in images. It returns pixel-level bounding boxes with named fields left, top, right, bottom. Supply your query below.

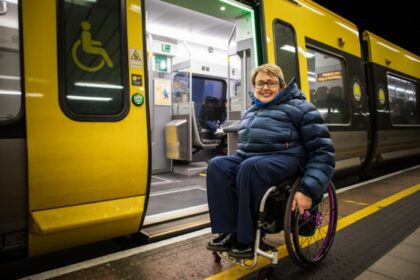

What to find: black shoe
left=228, top=242, right=254, bottom=259
left=207, top=233, right=233, bottom=252
left=259, top=239, right=276, bottom=252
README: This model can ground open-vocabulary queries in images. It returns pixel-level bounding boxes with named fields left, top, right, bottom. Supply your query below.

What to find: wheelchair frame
left=214, top=176, right=338, bottom=269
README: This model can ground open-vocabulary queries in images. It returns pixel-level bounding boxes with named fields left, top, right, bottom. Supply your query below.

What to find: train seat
left=314, top=86, right=329, bottom=121
left=191, top=102, right=220, bottom=149
left=327, top=86, right=344, bottom=123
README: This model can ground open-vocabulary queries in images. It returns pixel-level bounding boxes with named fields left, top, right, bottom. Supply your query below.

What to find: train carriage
left=0, top=0, right=418, bottom=257
left=362, top=31, right=420, bottom=169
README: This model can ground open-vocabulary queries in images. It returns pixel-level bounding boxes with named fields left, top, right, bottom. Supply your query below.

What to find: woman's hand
left=291, top=191, right=312, bottom=215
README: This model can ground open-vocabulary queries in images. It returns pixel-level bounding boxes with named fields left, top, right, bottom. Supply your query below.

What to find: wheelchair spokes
left=285, top=182, right=338, bottom=267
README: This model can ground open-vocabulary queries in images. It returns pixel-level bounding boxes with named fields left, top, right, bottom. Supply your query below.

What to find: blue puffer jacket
left=237, top=82, right=335, bottom=199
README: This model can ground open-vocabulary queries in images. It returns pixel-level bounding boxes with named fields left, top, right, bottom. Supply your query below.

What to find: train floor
left=11, top=166, right=420, bottom=279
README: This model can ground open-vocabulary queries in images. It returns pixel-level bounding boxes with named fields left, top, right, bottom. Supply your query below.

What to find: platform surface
left=20, top=166, right=420, bottom=280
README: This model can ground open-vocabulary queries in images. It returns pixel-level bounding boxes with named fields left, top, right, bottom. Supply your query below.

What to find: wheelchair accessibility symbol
left=71, top=21, right=114, bottom=72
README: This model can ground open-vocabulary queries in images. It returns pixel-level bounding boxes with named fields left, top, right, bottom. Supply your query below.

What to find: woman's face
left=254, top=71, right=280, bottom=104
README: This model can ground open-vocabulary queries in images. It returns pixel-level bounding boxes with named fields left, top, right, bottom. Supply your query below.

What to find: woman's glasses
left=255, top=80, right=279, bottom=89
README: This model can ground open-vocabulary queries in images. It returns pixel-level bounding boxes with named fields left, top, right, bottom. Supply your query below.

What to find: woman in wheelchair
left=206, top=64, right=335, bottom=260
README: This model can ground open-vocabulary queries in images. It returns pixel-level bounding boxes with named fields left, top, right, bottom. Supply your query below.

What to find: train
left=0, top=0, right=419, bottom=257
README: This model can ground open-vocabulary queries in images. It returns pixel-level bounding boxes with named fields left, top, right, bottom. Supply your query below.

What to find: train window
left=387, top=74, right=419, bottom=125
left=306, top=48, right=349, bottom=124
left=58, top=0, right=128, bottom=120
left=273, top=20, right=299, bottom=86
left=0, top=0, right=21, bottom=122
left=191, top=77, right=227, bottom=130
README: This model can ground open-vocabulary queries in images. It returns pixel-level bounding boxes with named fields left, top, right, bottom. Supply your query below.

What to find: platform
left=14, top=166, right=420, bottom=279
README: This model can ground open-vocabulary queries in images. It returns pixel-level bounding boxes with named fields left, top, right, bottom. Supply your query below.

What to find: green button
left=132, top=93, right=144, bottom=106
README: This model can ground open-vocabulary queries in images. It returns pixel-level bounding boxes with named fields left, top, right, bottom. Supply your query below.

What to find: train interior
left=142, top=0, right=257, bottom=238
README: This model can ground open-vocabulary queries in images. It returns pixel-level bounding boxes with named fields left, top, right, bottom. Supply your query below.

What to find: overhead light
left=218, top=0, right=258, bottom=67
left=220, top=6, right=226, bottom=11
left=147, top=23, right=228, bottom=50
left=280, top=45, right=296, bottom=53
left=281, top=45, right=314, bottom=58
left=0, top=90, right=20, bottom=95
left=0, top=75, right=20, bottom=80
left=305, top=52, right=315, bottom=58
left=64, top=0, right=97, bottom=6
left=75, top=82, right=123, bottom=89
left=67, top=95, right=112, bottom=101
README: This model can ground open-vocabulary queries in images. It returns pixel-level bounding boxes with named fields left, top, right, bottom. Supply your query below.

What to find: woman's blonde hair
left=251, top=63, right=286, bottom=89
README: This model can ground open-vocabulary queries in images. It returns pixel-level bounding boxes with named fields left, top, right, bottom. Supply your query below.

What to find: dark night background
left=312, top=0, right=419, bottom=56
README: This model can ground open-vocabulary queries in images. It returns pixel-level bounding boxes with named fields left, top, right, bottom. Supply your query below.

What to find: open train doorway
left=142, top=0, right=257, bottom=238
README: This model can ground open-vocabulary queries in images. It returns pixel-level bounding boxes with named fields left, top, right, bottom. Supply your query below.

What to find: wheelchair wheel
left=284, top=181, right=338, bottom=267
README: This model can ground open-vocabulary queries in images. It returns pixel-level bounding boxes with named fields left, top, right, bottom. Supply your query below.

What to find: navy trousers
left=206, top=154, right=302, bottom=244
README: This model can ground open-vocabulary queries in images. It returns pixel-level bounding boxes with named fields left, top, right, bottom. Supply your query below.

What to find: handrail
left=190, top=102, right=218, bottom=149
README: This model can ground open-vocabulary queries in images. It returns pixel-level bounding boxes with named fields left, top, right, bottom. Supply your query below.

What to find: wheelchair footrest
left=214, top=241, right=279, bottom=269
left=216, top=251, right=258, bottom=268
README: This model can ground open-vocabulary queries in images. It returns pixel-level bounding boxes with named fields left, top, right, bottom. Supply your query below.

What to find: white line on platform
left=335, top=164, right=420, bottom=194
left=20, top=228, right=211, bottom=280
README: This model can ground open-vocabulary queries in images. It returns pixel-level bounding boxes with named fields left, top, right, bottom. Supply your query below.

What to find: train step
left=139, top=213, right=210, bottom=242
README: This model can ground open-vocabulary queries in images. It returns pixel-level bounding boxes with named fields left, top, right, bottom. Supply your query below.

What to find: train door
left=142, top=0, right=258, bottom=237
left=20, top=0, right=149, bottom=256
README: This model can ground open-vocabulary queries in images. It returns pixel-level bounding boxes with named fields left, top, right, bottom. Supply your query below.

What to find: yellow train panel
left=363, top=31, right=420, bottom=78
left=262, top=0, right=362, bottom=96
left=23, top=0, right=149, bottom=255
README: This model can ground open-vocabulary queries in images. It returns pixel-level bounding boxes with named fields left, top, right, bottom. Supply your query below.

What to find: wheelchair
left=213, top=176, right=338, bottom=268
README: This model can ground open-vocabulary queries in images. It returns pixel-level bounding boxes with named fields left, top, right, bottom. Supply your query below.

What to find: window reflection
left=306, top=48, right=349, bottom=124
left=274, top=21, right=298, bottom=84
left=61, top=0, right=125, bottom=116
left=0, top=0, right=21, bottom=121
left=387, top=74, right=418, bottom=125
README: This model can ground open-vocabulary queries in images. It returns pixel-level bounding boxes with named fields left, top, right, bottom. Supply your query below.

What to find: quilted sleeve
left=298, top=103, right=335, bottom=199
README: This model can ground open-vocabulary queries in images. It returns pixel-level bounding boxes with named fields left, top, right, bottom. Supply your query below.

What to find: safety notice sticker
left=129, top=49, right=143, bottom=68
